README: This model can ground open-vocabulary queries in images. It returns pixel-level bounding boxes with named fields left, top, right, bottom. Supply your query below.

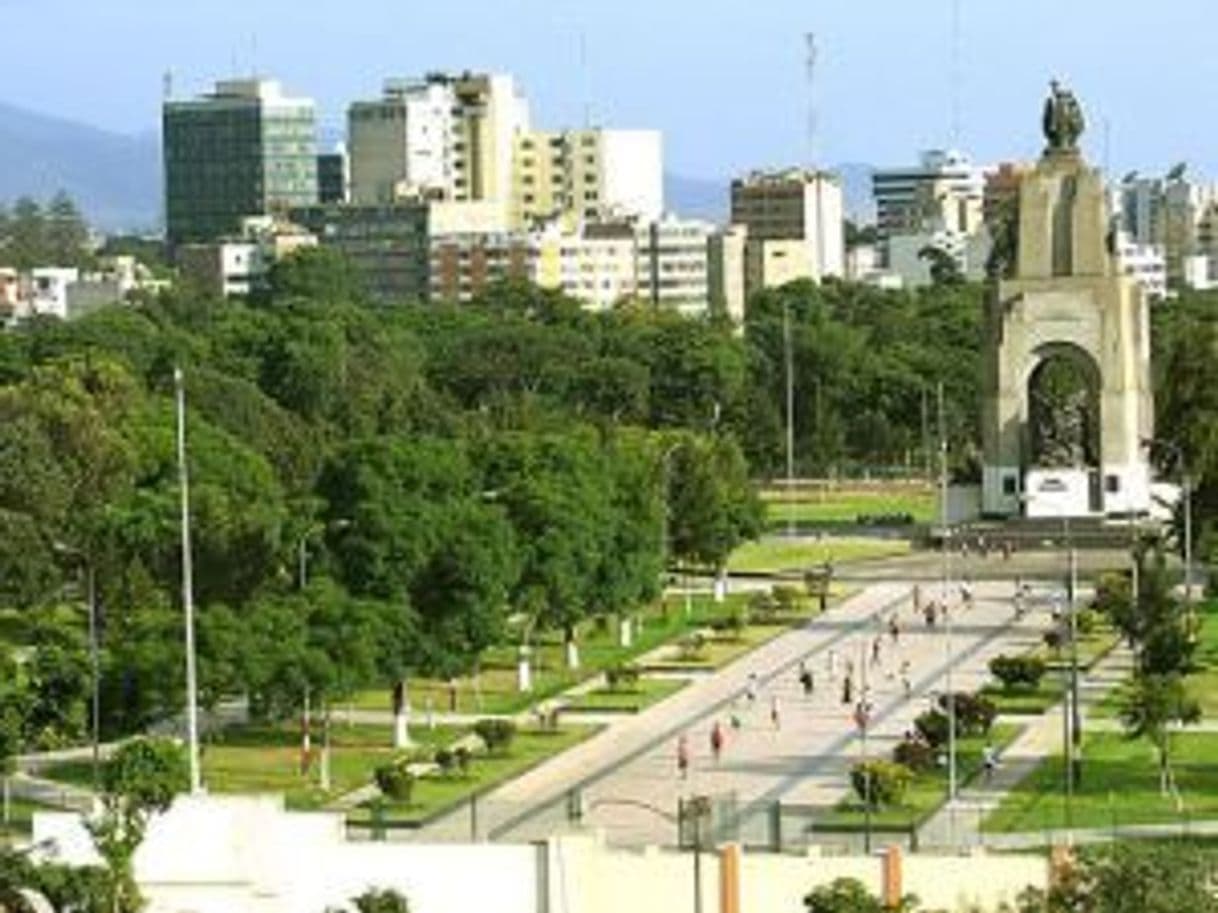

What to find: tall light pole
left=937, top=382, right=958, bottom=843
left=783, top=301, right=796, bottom=538
left=175, top=366, right=202, bottom=795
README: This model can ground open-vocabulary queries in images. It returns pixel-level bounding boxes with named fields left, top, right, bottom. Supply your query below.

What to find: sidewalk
left=917, top=642, right=1134, bottom=849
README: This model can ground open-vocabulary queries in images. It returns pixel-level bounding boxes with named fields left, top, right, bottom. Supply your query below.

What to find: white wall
left=601, top=130, right=664, bottom=222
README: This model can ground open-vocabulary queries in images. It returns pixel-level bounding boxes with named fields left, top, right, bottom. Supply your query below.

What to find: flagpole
left=175, top=366, right=202, bottom=794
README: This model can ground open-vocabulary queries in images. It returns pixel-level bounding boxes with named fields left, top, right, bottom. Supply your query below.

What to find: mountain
left=664, top=173, right=728, bottom=222
left=0, top=102, right=161, bottom=232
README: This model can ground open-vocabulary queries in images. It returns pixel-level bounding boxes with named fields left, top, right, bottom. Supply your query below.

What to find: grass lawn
left=564, top=677, right=687, bottom=713
left=1029, top=626, right=1120, bottom=671
left=981, top=676, right=1064, bottom=716
left=726, top=536, right=910, bottom=574
left=43, top=723, right=463, bottom=811
left=761, top=486, right=936, bottom=526
left=349, top=593, right=754, bottom=716
left=824, top=724, right=1022, bottom=828
left=984, top=731, right=1218, bottom=833
left=1, top=797, right=62, bottom=842
left=350, top=725, right=595, bottom=825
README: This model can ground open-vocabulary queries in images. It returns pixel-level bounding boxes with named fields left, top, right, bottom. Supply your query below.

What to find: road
left=414, top=578, right=1051, bottom=846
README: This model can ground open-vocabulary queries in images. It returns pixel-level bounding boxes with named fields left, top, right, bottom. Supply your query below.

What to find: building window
left=1105, top=474, right=1120, bottom=493
left=1002, top=475, right=1018, bottom=496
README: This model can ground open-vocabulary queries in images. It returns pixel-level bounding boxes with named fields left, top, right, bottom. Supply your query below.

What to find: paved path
left=917, top=642, right=1134, bottom=849
left=411, top=580, right=1048, bottom=845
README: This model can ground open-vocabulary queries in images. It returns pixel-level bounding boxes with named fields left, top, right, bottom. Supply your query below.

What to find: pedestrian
left=799, top=662, right=814, bottom=697
left=889, top=615, right=900, bottom=645
left=960, top=580, right=974, bottom=610
left=770, top=695, right=781, bottom=730
left=1002, top=540, right=1012, bottom=561
left=900, top=660, right=912, bottom=697
left=871, top=635, right=882, bottom=667
left=827, top=648, right=839, bottom=679
left=978, top=535, right=989, bottom=560
left=710, top=721, right=724, bottom=762
left=677, top=734, right=690, bottom=779
left=745, top=672, right=759, bottom=704
left=841, top=673, right=853, bottom=705
left=912, top=583, right=923, bottom=615
left=982, top=742, right=998, bottom=783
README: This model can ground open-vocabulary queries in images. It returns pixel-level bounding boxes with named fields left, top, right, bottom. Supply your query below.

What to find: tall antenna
left=804, top=32, right=818, bottom=167
left=950, top=0, right=962, bottom=147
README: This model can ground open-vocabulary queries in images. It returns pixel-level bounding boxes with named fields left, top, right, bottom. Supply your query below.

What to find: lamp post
left=783, top=300, right=796, bottom=539
left=52, top=543, right=100, bottom=793
left=936, top=382, right=958, bottom=844
left=175, top=366, right=202, bottom=794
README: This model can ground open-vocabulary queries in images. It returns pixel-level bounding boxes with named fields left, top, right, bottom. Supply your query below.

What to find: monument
left=981, top=82, right=1153, bottom=518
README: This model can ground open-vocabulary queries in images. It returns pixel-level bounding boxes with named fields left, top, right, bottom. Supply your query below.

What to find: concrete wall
left=32, top=797, right=1050, bottom=913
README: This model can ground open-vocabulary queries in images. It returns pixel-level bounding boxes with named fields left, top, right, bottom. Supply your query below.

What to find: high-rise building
left=709, top=225, right=748, bottom=322
left=872, top=149, right=985, bottom=239
left=346, top=72, right=529, bottom=210
left=1119, top=173, right=1218, bottom=284
left=512, top=129, right=663, bottom=228
left=317, top=146, right=350, bottom=204
left=163, top=79, right=318, bottom=245
left=729, top=169, right=844, bottom=295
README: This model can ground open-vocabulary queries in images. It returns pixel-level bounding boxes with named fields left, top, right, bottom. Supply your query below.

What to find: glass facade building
left=164, top=79, right=318, bottom=245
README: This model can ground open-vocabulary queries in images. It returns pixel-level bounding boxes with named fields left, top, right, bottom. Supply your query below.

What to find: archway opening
left=1026, top=344, right=1100, bottom=470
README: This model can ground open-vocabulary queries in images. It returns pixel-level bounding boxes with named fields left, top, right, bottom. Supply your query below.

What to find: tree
left=87, top=737, right=189, bottom=913
left=804, top=877, right=918, bottom=913
left=45, top=191, right=91, bottom=267
left=350, top=887, right=411, bottom=913
left=918, top=245, right=965, bottom=287
left=667, top=432, right=763, bottom=573
left=264, top=246, right=365, bottom=303
left=1119, top=672, right=1201, bottom=796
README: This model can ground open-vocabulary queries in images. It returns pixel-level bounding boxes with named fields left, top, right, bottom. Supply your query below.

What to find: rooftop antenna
left=950, top=0, right=962, bottom=147
left=804, top=32, right=818, bottom=168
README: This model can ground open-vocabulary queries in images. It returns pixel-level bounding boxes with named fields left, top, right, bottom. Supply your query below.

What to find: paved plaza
left=417, top=578, right=1057, bottom=845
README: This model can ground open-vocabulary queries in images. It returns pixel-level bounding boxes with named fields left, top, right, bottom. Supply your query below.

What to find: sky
left=2, top=0, right=1217, bottom=180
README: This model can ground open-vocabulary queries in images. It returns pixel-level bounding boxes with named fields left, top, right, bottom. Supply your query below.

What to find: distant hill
left=0, top=101, right=161, bottom=232
left=664, top=173, right=727, bottom=222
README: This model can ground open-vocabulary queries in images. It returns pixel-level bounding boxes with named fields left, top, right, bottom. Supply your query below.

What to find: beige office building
left=512, top=128, right=662, bottom=229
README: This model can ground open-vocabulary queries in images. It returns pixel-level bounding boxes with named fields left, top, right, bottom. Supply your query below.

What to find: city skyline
left=3, top=0, right=1218, bottom=179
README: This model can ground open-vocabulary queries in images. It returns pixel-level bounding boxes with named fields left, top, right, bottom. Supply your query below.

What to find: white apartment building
left=638, top=215, right=713, bottom=315
left=872, top=149, right=986, bottom=239
left=349, top=78, right=455, bottom=203
left=708, top=224, right=748, bottom=323
left=1119, top=172, right=1218, bottom=285
left=729, top=169, right=845, bottom=297
left=512, top=128, right=662, bottom=228
left=347, top=72, right=530, bottom=207
left=1113, top=231, right=1168, bottom=300
left=556, top=221, right=641, bottom=310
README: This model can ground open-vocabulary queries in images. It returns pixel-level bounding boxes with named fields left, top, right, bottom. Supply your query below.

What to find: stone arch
left=1020, top=341, right=1102, bottom=470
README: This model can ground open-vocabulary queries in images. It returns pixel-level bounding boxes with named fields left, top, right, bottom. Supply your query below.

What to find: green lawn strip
left=981, top=675, right=1065, bottom=716
left=349, top=725, right=595, bottom=825
left=823, top=724, right=1022, bottom=828
left=726, top=537, right=910, bottom=574
left=760, top=488, right=936, bottom=525
left=41, top=723, right=462, bottom=811
left=349, top=594, right=754, bottom=716
left=0, top=797, right=63, bottom=840
left=564, top=677, right=687, bottom=713
left=1027, top=626, right=1120, bottom=672
left=983, top=731, right=1218, bottom=833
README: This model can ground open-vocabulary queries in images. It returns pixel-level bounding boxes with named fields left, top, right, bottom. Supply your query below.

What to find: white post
left=175, top=366, right=202, bottom=794
left=393, top=680, right=412, bottom=749
left=619, top=616, right=633, bottom=648
left=517, top=645, right=533, bottom=692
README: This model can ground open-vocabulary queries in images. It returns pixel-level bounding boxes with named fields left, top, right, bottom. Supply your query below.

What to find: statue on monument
left=1033, top=389, right=1089, bottom=467
left=1042, top=79, right=1085, bottom=154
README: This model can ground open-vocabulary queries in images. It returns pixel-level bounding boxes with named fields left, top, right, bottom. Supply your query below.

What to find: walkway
left=916, top=641, right=1134, bottom=849
left=413, top=579, right=1047, bottom=845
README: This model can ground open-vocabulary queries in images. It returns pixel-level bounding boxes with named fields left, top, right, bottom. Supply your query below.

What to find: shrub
left=374, top=762, right=415, bottom=801
left=850, top=759, right=912, bottom=808
left=772, top=585, right=805, bottom=614
left=1044, top=628, right=1064, bottom=651
left=453, top=746, right=472, bottom=776
left=678, top=632, right=707, bottom=660
left=434, top=747, right=456, bottom=776
left=892, top=736, right=936, bottom=773
left=989, top=654, right=1047, bottom=690
left=937, top=692, right=997, bottom=736
left=1075, top=607, right=1099, bottom=636
left=710, top=608, right=746, bottom=639
left=914, top=709, right=949, bottom=748
left=605, top=664, right=641, bottom=691
left=473, top=718, right=516, bottom=755
left=748, top=591, right=777, bottom=619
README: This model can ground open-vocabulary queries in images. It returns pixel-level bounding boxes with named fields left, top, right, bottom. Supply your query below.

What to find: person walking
left=677, top=734, right=690, bottom=779
left=900, top=660, right=912, bottom=697
left=710, top=721, right=724, bottom=763
left=827, top=648, right=839, bottom=680
left=982, top=742, right=998, bottom=784
left=841, top=672, right=853, bottom=705
left=888, top=615, right=900, bottom=645
left=799, top=663, right=815, bottom=697
left=770, top=695, right=781, bottom=730
left=745, top=672, right=759, bottom=704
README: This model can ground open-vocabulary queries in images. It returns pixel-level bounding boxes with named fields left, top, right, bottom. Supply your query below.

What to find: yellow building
left=511, top=128, right=662, bottom=229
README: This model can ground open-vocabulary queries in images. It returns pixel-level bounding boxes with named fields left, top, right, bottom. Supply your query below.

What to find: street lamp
left=782, top=300, right=796, bottom=539
left=51, top=542, right=100, bottom=793
left=589, top=795, right=712, bottom=913
left=661, top=442, right=694, bottom=618
left=174, top=366, right=202, bottom=795
left=936, top=383, right=958, bottom=844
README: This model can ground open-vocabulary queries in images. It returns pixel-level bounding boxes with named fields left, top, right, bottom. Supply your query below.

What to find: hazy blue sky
left=3, top=0, right=1217, bottom=178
